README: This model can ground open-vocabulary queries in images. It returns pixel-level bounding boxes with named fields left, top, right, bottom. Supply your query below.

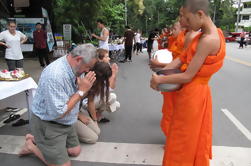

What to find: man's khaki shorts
left=30, top=114, right=80, bottom=165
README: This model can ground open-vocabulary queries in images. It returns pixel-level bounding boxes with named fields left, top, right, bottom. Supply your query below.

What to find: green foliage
left=51, top=0, right=239, bottom=42
left=210, top=0, right=237, bottom=32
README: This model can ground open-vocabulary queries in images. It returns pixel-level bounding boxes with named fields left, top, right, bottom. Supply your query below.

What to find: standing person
left=0, top=20, right=27, bottom=71
left=134, top=30, right=142, bottom=55
left=33, top=22, right=50, bottom=68
left=123, top=26, right=134, bottom=62
left=19, top=44, right=97, bottom=166
left=140, top=36, right=145, bottom=53
left=147, top=29, right=158, bottom=59
left=151, top=0, right=226, bottom=165
left=92, top=19, right=109, bottom=51
left=239, top=30, right=245, bottom=49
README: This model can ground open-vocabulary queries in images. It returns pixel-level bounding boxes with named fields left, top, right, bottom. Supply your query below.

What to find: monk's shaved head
left=184, top=0, right=210, bottom=15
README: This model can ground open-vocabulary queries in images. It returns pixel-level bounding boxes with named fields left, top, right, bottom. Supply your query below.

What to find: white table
left=108, top=44, right=125, bottom=51
left=0, top=77, right=38, bottom=111
left=108, top=44, right=125, bottom=62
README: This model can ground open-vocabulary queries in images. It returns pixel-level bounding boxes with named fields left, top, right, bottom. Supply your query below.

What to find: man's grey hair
left=70, top=43, right=98, bottom=64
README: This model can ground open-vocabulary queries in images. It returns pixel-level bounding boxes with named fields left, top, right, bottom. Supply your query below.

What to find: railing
left=241, top=8, right=251, bottom=12
left=240, top=20, right=251, bottom=23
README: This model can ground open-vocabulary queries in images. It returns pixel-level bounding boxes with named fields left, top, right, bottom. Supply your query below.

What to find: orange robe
left=168, top=31, right=186, bottom=59
left=167, top=36, right=176, bottom=51
left=160, top=30, right=186, bottom=137
left=158, top=34, right=165, bottom=50
left=162, top=29, right=226, bottom=166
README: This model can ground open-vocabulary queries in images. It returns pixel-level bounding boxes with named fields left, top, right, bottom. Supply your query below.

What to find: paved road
left=0, top=43, right=250, bottom=165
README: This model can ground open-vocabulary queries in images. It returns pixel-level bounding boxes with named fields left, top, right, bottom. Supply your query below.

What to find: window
left=244, top=2, right=251, bottom=8
left=242, top=15, right=250, bottom=20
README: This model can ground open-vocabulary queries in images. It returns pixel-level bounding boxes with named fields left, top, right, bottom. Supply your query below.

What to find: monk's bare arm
left=184, top=31, right=199, bottom=48
left=157, top=37, right=218, bottom=84
left=162, top=58, right=183, bottom=70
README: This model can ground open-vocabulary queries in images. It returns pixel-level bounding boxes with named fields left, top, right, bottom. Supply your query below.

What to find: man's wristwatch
left=77, top=90, right=85, bottom=98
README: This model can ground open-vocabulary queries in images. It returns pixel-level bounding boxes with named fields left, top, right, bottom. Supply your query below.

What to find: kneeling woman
left=74, top=62, right=112, bottom=144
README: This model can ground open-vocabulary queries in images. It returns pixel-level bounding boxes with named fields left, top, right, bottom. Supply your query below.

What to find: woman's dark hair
left=7, top=20, right=16, bottom=26
left=97, top=19, right=105, bottom=25
left=89, top=62, right=112, bottom=105
left=97, top=48, right=109, bottom=60
left=36, top=22, right=42, bottom=26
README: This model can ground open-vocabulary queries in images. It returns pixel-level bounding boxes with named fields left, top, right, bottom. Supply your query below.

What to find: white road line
left=226, top=56, right=251, bottom=67
left=0, top=135, right=251, bottom=165
left=0, top=108, right=28, bottom=128
left=221, top=108, right=251, bottom=141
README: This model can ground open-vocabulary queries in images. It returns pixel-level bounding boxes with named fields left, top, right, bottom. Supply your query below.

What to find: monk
left=160, top=7, right=199, bottom=138
left=167, top=26, right=175, bottom=51
left=149, top=23, right=181, bottom=70
left=150, top=12, right=198, bottom=137
left=150, top=0, right=226, bottom=165
left=168, top=22, right=185, bottom=60
left=157, top=28, right=170, bottom=50
left=157, top=29, right=165, bottom=50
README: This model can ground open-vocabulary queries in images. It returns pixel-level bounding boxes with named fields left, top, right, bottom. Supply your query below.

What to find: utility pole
left=125, top=0, right=128, bottom=26
left=213, top=5, right=216, bottom=23
left=157, top=10, right=160, bottom=25
left=145, top=17, right=147, bottom=33
left=236, top=0, right=241, bottom=32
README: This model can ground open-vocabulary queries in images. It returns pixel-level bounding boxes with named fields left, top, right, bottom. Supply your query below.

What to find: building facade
left=0, top=0, right=11, bottom=18
left=236, top=0, right=251, bottom=28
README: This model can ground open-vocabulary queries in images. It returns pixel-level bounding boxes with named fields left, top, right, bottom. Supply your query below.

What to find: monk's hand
left=149, top=59, right=160, bottom=69
left=150, top=73, right=160, bottom=91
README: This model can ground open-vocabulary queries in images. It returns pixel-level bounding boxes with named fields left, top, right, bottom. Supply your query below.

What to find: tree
left=210, top=0, right=237, bottom=32
left=50, top=0, right=238, bottom=42
left=51, top=0, right=126, bottom=42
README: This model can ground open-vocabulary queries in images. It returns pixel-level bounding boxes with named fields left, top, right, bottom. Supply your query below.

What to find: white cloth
left=99, top=27, right=109, bottom=51
left=108, top=44, right=125, bottom=51
left=153, top=40, right=159, bottom=52
left=0, top=30, right=26, bottom=60
left=135, top=33, right=141, bottom=43
left=0, top=77, right=38, bottom=111
left=0, top=77, right=37, bottom=100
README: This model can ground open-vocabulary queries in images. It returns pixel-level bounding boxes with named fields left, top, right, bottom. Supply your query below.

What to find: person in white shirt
left=92, top=19, right=109, bottom=51
left=134, top=30, right=142, bottom=55
left=0, top=20, right=27, bottom=71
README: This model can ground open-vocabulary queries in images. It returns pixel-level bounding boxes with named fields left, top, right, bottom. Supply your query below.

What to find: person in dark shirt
left=123, top=26, right=135, bottom=62
left=33, top=23, right=50, bottom=68
left=147, top=29, right=158, bottom=59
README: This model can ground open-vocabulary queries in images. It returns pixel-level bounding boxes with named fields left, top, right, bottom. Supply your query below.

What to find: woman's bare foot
left=25, top=134, right=35, bottom=143
left=18, top=139, right=33, bottom=156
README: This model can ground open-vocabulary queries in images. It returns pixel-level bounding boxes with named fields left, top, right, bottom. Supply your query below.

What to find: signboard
left=0, top=18, right=45, bottom=52
left=63, top=24, right=72, bottom=41
left=42, top=7, right=55, bottom=52
left=14, top=0, right=30, bottom=8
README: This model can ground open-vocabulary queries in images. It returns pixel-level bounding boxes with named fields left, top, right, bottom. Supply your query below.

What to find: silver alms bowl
left=156, top=69, right=182, bottom=92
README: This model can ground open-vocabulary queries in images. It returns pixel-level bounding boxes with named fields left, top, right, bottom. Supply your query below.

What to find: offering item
left=152, top=49, right=173, bottom=63
left=151, top=49, right=173, bottom=72
left=0, top=69, right=29, bottom=81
